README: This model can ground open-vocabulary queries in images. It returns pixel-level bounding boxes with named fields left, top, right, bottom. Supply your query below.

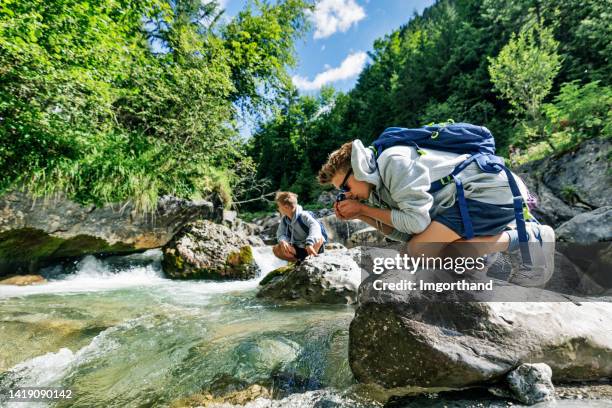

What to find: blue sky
left=224, top=0, right=435, bottom=93
left=221, top=0, right=435, bottom=135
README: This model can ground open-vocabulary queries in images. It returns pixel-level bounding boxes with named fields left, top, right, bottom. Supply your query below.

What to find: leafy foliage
left=488, top=27, right=561, bottom=123
left=249, top=0, right=610, bottom=206
left=0, top=0, right=308, bottom=211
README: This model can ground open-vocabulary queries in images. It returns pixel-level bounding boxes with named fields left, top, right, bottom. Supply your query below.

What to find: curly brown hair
left=318, top=141, right=352, bottom=185
left=275, top=191, right=298, bottom=206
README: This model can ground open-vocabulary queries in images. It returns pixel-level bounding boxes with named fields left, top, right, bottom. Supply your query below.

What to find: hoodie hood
left=351, top=140, right=381, bottom=189
left=288, top=204, right=303, bottom=224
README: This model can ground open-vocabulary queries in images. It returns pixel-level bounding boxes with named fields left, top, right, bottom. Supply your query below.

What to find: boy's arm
left=302, top=213, right=323, bottom=246
left=379, top=152, right=433, bottom=235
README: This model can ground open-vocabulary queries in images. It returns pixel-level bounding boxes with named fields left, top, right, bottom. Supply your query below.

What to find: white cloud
left=292, top=51, right=368, bottom=91
left=310, top=0, right=366, bottom=39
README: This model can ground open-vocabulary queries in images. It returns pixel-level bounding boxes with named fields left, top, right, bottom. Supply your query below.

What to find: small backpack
left=371, top=121, right=534, bottom=264
left=283, top=211, right=329, bottom=243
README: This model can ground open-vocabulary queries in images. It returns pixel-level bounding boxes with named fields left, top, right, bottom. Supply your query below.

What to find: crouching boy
left=273, top=192, right=325, bottom=262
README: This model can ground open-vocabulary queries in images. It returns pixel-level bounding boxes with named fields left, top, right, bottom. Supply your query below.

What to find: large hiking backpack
left=371, top=122, right=534, bottom=264
left=283, top=211, right=329, bottom=243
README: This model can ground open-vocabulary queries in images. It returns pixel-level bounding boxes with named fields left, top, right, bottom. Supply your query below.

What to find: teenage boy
left=273, top=192, right=325, bottom=262
left=318, top=140, right=555, bottom=284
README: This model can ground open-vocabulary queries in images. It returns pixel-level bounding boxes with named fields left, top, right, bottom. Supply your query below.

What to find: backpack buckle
left=440, top=175, right=452, bottom=185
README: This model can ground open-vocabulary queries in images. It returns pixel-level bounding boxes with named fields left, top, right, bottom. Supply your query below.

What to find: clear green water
left=1, top=249, right=610, bottom=408
left=0, top=249, right=359, bottom=407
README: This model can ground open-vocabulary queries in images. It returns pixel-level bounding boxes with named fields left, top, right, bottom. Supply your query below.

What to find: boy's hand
left=305, top=237, right=323, bottom=257
left=305, top=245, right=317, bottom=256
left=279, top=240, right=296, bottom=257
left=335, top=199, right=363, bottom=220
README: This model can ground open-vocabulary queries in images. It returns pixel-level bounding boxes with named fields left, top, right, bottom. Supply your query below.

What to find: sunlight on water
left=0, top=247, right=358, bottom=407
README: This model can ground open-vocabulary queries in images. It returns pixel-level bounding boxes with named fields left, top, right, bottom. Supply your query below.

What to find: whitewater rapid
left=0, top=247, right=286, bottom=300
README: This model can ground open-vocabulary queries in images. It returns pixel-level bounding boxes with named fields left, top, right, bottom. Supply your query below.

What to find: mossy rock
left=162, top=221, right=260, bottom=280
left=0, top=228, right=136, bottom=277
left=259, top=263, right=295, bottom=286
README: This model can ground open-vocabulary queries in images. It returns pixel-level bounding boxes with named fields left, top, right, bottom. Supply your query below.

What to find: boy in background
left=273, top=192, right=325, bottom=262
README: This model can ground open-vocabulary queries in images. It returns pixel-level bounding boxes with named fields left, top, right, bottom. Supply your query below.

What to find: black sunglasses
left=340, top=168, right=352, bottom=192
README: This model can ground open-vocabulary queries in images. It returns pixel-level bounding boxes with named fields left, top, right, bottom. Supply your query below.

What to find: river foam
left=0, top=247, right=285, bottom=299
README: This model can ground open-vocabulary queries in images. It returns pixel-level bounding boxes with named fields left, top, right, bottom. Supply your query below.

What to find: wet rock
left=0, top=191, right=218, bottom=276
left=171, top=384, right=271, bottom=407
left=162, top=220, right=259, bottom=280
left=0, top=274, right=46, bottom=286
left=248, top=389, right=376, bottom=408
left=507, top=363, right=555, bottom=405
left=556, top=207, right=612, bottom=243
left=349, top=271, right=612, bottom=390
left=257, top=250, right=361, bottom=304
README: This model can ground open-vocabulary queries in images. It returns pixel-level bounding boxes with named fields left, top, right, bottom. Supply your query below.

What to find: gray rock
left=255, top=213, right=282, bottom=245
left=348, top=227, right=387, bottom=247
left=0, top=191, right=217, bottom=276
left=556, top=207, right=612, bottom=243
left=317, top=190, right=340, bottom=206
left=257, top=250, right=361, bottom=304
left=542, top=139, right=611, bottom=209
left=222, top=209, right=238, bottom=224
left=349, top=270, right=612, bottom=390
left=319, top=214, right=371, bottom=247
left=162, top=220, right=259, bottom=280
left=325, top=242, right=347, bottom=251
left=518, top=171, right=583, bottom=227
left=246, top=235, right=266, bottom=247
left=507, top=363, right=555, bottom=405
left=515, top=138, right=611, bottom=228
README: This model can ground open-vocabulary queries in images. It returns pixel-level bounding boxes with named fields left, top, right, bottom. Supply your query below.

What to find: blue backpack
left=371, top=122, right=533, bottom=264
left=283, top=211, right=329, bottom=243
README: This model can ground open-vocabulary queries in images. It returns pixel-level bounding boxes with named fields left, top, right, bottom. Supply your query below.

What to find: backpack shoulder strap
left=296, top=213, right=310, bottom=233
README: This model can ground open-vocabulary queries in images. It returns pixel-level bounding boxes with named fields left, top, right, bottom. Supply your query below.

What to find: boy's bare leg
left=405, top=221, right=509, bottom=258
left=273, top=243, right=298, bottom=262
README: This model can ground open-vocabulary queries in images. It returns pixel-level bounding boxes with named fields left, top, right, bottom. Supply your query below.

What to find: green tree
left=488, top=26, right=562, bottom=143
left=0, top=0, right=309, bottom=211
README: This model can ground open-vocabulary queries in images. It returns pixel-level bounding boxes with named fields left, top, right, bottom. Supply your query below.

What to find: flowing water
left=1, top=249, right=609, bottom=408
left=0, top=248, right=361, bottom=407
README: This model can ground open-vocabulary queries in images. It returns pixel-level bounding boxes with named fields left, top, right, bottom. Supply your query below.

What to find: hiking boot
left=508, top=222, right=555, bottom=288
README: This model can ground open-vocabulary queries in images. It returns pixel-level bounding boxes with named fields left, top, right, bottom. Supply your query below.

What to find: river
left=0, top=248, right=362, bottom=407
left=1, top=249, right=609, bottom=408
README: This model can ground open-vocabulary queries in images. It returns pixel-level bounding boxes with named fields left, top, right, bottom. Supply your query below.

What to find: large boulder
left=515, top=138, right=611, bottom=228
left=162, top=220, right=259, bottom=280
left=257, top=249, right=361, bottom=304
left=0, top=191, right=218, bottom=276
left=556, top=207, right=612, bottom=243
left=349, top=269, right=612, bottom=391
